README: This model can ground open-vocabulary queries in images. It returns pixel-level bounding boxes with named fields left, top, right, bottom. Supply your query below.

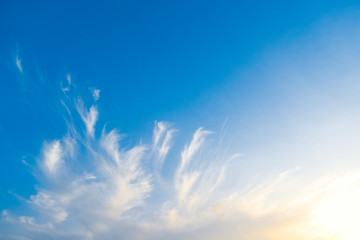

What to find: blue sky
left=2, top=1, right=360, bottom=239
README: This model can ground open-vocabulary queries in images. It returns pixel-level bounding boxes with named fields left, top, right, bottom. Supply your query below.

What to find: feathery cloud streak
left=16, top=54, right=23, bottom=73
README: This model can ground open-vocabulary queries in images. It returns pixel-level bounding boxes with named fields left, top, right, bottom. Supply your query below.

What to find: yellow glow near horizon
left=308, top=174, right=360, bottom=240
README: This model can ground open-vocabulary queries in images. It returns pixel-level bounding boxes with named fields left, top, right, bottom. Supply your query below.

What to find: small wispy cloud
left=76, top=98, right=98, bottom=137
left=152, top=121, right=176, bottom=178
left=66, top=74, right=71, bottom=85
left=41, top=140, right=63, bottom=175
left=16, top=54, right=23, bottom=73
left=92, top=88, right=100, bottom=101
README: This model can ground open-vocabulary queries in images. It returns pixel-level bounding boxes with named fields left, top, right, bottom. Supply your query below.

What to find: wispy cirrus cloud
left=41, top=140, right=63, bottom=175
left=66, top=74, right=72, bottom=85
left=2, top=82, right=360, bottom=239
left=15, top=54, right=23, bottom=73
left=92, top=88, right=100, bottom=101
left=152, top=121, right=176, bottom=180
left=75, top=98, right=98, bottom=137
left=1, top=82, right=241, bottom=239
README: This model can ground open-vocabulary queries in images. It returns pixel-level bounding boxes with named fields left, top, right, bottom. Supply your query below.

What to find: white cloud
left=1, top=209, right=54, bottom=238
left=30, top=192, right=68, bottom=223
left=92, top=89, right=100, bottom=101
left=10, top=112, right=153, bottom=238
left=2, top=94, right=246, bottom=239
left=76, top=98, right=98, bottom=137
left=66, top=74, right=71, bottom=85
left=152, top=121, right=176, bottom=177
left=4, top=90, right=242, bottom=239
left=61, top=87, right=69, bottom=93
left=16, top=55, right=23, bottom=73
left=42, top=140, right=63, bottom=175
